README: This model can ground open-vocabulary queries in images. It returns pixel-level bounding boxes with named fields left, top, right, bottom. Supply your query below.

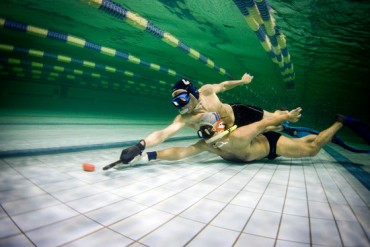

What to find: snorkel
left=205, top=125, right=237, bottom=144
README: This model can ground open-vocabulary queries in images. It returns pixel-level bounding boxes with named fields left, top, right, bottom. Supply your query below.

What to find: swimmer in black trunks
left=118, top=73, right=299, bottom=166
left=128, top=108, right=345, bottom=165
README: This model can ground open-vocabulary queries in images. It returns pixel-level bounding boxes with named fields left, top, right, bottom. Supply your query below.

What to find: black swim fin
left=336, top=115, right=370, bottom=145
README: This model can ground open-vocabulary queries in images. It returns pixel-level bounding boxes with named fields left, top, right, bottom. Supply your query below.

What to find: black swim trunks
left=262, top=131, right=281, bottom=160
left=231, top=104, right=264, bottom=127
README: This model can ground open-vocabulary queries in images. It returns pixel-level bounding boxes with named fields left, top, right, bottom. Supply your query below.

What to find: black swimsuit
left=231, top=104, right=264, bottom=127
left=262, top=131, right=281, bottom=160
left=230, top=104, right=281, bottom=160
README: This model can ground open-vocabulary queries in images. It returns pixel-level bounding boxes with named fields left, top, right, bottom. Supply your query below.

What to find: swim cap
left=172, top=79, right=199, bottom=99
left=198, top=112, right=225, bottom=139
left=200, top=112, right=221, bottom=127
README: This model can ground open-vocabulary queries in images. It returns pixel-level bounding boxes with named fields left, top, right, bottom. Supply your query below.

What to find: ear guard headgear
left=172, top=79, right=199, bottom=99
left=197, top=112, right=225, bottom=139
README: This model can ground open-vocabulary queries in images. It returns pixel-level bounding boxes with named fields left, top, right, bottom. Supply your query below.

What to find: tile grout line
left=273, top=159, right=293, bottom=247
left=321, top=154, right=370, bottom=244
left=1, top=159, right=110, bottom=244
left=313, top=156, right=345, bottom=247
left=0, top=201, right=37, bottom=246
left=231, top=162, right=279, bottom=246
left=130, top=162, right=263, bottom=246
left=303, top=159, right=314, bottom=247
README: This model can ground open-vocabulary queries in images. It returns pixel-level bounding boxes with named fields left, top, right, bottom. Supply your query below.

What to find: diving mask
left=172, top=92, right=190, bottom=109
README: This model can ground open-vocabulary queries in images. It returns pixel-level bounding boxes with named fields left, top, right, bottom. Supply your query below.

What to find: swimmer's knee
left=307, top=146, right=320, bottom=157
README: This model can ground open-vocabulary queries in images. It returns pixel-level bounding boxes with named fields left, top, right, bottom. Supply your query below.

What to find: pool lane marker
left=0, top=17, right=190, bottom=79
left=0, top=56, right=169, bottom=93
left=0, top=57, right=108, bottom=80
left=0, top=64, right=165, bottom=95
left=82, top=0, right=233, bottom=78
left=0, top=43, right=170, bottom=86
left=232, top=0, right=295, bottom=83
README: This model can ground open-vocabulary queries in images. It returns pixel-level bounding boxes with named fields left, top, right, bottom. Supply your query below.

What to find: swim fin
left=336, top=114, right=370, bottom=145
left=282, top=122, right=318, bottom=138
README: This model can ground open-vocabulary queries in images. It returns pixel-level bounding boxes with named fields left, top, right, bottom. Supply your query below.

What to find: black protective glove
left=120, top=140, right=146, bottom=164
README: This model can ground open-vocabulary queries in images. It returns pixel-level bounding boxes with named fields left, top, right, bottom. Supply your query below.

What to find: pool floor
left=0, top=117, right=369, bottom=246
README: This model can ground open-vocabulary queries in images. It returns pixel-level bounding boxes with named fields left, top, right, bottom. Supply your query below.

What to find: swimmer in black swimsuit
left=128, top=109, right=352, bottom=166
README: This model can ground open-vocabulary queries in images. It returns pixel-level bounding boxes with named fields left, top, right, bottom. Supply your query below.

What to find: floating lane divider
left=0, top=62, right=168, bottom=96
left=0, top=58, right=119, bottom=89
left=0, top=63, right=161, bottom=95
left=0, top=57, right=160, bottom=93
left=0, top=57, right=108, bottom=80
left=82, top=0, right=233, bottom=79
left=232, top=0, right=295, bottom=84
left=0, top=67, right=163, bottom=96
left=0, top=66, right=86, bottom=84
left=0, top=18, right=190, bottom=80
left=0, top=43, right=170, bottom=86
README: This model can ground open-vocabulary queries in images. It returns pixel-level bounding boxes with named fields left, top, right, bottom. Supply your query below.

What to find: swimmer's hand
left=128, top=152, right=149, bottom=165
left=241, top=73, right=253, bottom=84
left=287, top=107, right=302, bottom=123
left=120, top=140, right=145, bottom=164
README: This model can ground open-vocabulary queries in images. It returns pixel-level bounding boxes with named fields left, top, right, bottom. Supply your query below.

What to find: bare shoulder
left=199, top=84, right=215, bottom=95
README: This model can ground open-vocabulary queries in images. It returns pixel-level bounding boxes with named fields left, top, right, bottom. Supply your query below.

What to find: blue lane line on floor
left=324, top=145, right=370, bottom=191
left=0, top=136, right=197, bottom=158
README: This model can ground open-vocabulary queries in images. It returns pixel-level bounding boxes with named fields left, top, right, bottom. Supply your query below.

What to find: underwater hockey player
left=110, top=73, right=300, bottom=169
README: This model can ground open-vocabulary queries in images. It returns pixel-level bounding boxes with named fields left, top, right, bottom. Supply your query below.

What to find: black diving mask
left=172, top=92, right=190, bottom=109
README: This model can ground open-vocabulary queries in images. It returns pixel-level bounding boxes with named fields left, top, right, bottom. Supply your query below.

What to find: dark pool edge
left=0, top=136, right=197, bottom=158
left=324, top=145, right=370, bottom=191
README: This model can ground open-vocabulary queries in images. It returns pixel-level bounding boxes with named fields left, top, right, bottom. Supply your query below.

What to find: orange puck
left=83, top=163, right=95, bottom=172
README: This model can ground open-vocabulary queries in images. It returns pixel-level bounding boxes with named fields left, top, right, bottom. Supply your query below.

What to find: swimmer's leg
left=283, top=119, right=370, bottom=153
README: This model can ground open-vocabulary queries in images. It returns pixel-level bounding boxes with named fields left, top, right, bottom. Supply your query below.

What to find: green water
left=0, top=0, right=369, bottom=141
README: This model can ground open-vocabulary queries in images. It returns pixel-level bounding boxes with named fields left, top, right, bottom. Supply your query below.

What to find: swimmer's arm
left=156, top=140, right=207, bottom=160
left=144, top=119, right=185, bottom=148
left=205, top=73, right=253, bottom=94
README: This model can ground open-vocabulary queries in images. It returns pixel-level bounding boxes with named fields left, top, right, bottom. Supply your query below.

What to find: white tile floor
left=0, top=115, right=369, bottom=247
